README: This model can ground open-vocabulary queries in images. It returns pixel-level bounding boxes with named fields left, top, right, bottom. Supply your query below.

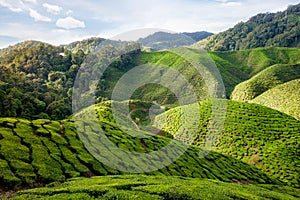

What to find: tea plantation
left=8, top=175, right=300, bottom=200
left=0, top=102, right=280, bottom=191
left=251, top=79, right=300, bottom=120
left=154, top=100, right=300, bottom=187
left=231, top=63, right=300, bottom=101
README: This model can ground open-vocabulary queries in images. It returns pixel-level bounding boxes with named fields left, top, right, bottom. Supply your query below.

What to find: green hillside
left=251, top=79, right=300, bottom=120
left=95, top=47, right=300, bottom=102
left=231, top=63, right=300, bottom=101
left=154, top=100, right=300, bottom=187
left=8, top=175, right=300, bottom=200
left=1, top=38, right=300, bottom=120
left=0, top=41, right=84, bottom=120
left=210, top=47, right=300, bottom=95
left=196, top=3, right=300, bottom=50
left=0, top=101, right=281, bottom=191
left=1, top=2, right=300, bottom=199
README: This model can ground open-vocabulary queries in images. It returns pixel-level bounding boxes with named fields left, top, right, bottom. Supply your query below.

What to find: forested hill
left=0, top=41, right=85, bottom=120
left=196, top=3, right=300, bottom=51
left=64, top=37, right=105, bottom=54
left=0, top=40, right=140, bottom=120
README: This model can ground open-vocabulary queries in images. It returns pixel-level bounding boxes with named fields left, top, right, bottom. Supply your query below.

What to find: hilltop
left=231, top=63, right=300, bottom=101
left=251, top=79, right=300, bottom=120
left=196, top=3, right=300, bottom=50
left=138, top=31, right=213, bottom=50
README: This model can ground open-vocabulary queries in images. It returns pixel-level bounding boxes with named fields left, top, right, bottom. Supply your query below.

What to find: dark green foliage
left=0, top=41, right=84, bottom=120
left=11, top=175, right=300, bottom=200
left=197, top=3, right=300, bottom=50
left=64, top=37, right=106, bottom=54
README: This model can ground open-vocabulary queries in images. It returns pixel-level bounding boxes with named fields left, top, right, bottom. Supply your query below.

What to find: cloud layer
left=56, top=17, right=85, bottom=29
left=43, top=3, right=62, bottom=15
left=29, top=8, right=51, bottom=22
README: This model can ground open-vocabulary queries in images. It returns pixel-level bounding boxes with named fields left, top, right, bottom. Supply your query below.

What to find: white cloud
left=216, top=0, right=242, bottom=6
left=56, top=17, right=85, bottom=29
left=42, top=3, right=62, bottom=15
left=66, top=9, right=73, bottom=15
left=23, top=0, right=37, bottom=4
left=29, top=8, right=51, bottom=22
left=0, top=0, right=23, bottom=12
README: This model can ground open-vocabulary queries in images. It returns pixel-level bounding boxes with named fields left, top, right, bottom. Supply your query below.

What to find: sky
left=0, top=0, right=299, bottom=48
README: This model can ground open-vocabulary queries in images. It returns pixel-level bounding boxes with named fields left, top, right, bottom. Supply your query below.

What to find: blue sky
left=0, top=0, right=299, bottom=48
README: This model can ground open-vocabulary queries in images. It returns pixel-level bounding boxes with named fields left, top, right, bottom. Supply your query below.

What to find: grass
left=231, top=63, right=300, bottom=101
left=154, top=99, right=300, bottom=187
left=8, top=175, right=300, bottom=200
left=251, top=79, right=300, bottom=120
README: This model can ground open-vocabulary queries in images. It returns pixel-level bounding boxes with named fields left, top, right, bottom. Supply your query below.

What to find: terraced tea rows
left=210, top=47, right=300, bottom=96
left=251, top=79, right=300, bottom=120
left=231, top=63, right=300, bottom=101
left=10, top=175, right=300, bottom=200
left=0, top=102, right=280, bottom=191
left=154, top=100, right=300, bottom=187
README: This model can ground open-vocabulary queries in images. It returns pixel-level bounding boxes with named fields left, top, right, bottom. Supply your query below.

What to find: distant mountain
left=138, top=31, right=195, bottom=50
left=138, top=31, right=212, bottom=50
left=196, top=3, right=300, bottom=50
left=182, top=31, right=213, bottom=42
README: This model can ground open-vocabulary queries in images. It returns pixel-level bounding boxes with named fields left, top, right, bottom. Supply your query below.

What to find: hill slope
left=0, top=102, right=280, bottom=191
left=251, top=79, right=300, bottom=120
left=210, top=47, right=300, bottom=95
left=231, top=63, right=300, bottom=101
left=154, top=100, right=300, bottom=187
left=1, top=38, right=300, bottom=120
left=9, top=175, right=300, bottom=200
left=196, top=3, right=300, bottom=50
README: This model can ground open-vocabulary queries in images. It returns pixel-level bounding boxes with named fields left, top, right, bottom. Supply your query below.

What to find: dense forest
left=0, top=41, right=83, bottom=119
left=197, top=3, right=300, bottom=50
left=0, top=40, right=141, bottom=120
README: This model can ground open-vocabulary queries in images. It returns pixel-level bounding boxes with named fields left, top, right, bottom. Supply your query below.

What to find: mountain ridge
left=196, top=3, right=300, bottom=50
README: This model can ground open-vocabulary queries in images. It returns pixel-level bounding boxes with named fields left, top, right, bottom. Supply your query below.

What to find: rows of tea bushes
left=251, top=79, right=300, bottom=120
left=231, top=63, right=300, bottom=101
left=0, top=101, right=280, bottom=191
left=154, top=100, right=300, bottom=187
left=10, top=175, right=300, bottom=200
